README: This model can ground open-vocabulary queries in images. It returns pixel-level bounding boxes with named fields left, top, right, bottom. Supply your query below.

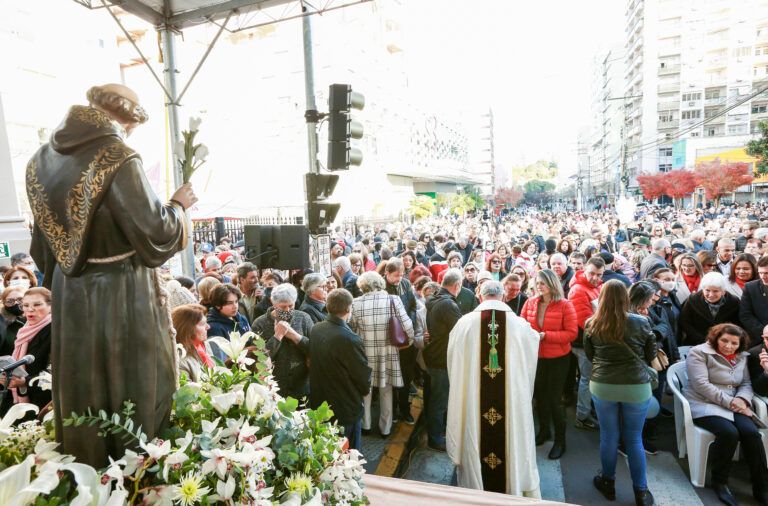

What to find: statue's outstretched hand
left=170, top=183, right=198, bottom=210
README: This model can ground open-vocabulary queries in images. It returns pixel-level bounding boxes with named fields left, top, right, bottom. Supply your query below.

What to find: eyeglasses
left=491, top=260, right=501, bottom=264
left=352, top=263, right=362, bottom=267
left=464, top=268, right=477, bottom=272
left=3, top=298, right=22, bottom=306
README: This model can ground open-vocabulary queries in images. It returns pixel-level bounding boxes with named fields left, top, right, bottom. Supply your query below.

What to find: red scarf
left=718, top=351, right=738, bottom=366
left=735, top=277, right=747, bottom=289
left=194, top=340, right=215, bottom=368
left=682, top=273, right=700, bottom=294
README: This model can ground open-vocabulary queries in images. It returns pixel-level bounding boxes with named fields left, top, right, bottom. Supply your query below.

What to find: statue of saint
left=27, top=83, right=197, bottom=467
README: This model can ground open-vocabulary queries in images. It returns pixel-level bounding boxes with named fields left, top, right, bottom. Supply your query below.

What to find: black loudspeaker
left=274, top=225, right=310, bottom=270
left=243, top=225, right=309, bottom=270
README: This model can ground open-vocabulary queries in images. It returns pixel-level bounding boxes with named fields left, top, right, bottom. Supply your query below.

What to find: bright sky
left=402, top=0, right=625, bottom=178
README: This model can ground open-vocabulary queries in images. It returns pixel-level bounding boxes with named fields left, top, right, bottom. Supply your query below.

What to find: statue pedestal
left=0, top=94, right=30, bottom=265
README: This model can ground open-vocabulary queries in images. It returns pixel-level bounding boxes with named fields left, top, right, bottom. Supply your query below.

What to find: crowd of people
left=5, top=200, right=768, bottom=505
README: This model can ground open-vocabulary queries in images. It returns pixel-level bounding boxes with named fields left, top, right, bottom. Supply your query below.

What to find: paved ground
left=392, top=391, right=763, bottom=505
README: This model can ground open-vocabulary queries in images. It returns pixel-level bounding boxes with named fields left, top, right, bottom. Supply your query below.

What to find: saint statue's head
left=86, top=83, right=148, bottom=136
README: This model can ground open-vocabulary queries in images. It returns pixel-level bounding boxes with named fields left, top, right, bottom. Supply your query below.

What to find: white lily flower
left=60, top=462, right=100, bottom=506
left=28, top=370, right=52, bottom=391
left=195, top=143, right=209, bottom=161
left=173, top=139, right=187, bottom=160
left=105, top=489, right=128, bottom=506
left=175, top=430, right=194, bottom=449
left=0, top=404, right=38, bottom=439
left=33, top=439, right=72, bottom=465
left=210, top=391, right=238, bottom=415
left=143, top=484, right=175, bottom=506
left=213, top=475, right=235, bottom=502
left=245, top=382, right=269, bottom=412
left=120, top=449, right=143, bottom=476
left=140, top=439, right=171, bottom=461
left=208, top=331, right=254, bottom=361
left=236, top=350, right=255, bottom=370
left=0, top=456, right=34, bottom=506
left=189, top=117, right=202, bottom=131
left=200, top=448, right=231, bottom=480
left=162, top=449, right=189, bottom=482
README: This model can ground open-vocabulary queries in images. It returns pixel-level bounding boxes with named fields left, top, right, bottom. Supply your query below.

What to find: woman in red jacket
left=520, top=269, right=578, bottom=460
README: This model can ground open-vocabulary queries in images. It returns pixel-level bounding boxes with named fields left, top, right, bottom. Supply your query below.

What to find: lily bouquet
left=175, top=117, right=209, bottom=184
left=0, top=333, right=369, bottom=505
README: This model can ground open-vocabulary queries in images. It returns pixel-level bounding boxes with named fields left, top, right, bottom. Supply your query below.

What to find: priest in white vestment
left=446, top=280, right=542, bottom=498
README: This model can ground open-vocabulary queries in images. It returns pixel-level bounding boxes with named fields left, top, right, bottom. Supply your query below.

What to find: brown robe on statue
left=27, top=105, right=186, bottom=468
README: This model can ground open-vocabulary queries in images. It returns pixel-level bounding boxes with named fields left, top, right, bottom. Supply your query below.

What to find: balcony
left=753, top=110, right=768, bottom=121
left=658, top=101, right=680, bottom=111
left=704, top=114, right=725, bottom=125
left=658, top=43, right=682, bottom=57
left=658, top=64, right=681, bottom=76
left=658, top=120, right=680, bottom=130
left=658, top=83, right=681, bottom=94
left=704, top=96, right=726, bottom=106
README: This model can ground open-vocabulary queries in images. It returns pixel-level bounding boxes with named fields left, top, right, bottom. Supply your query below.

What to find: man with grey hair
left=334, top=256, right=362, bottom=298
left=690, top=228, right=714, bottom=253
left=424, top=268, right=464, bottom=451
left=715, top=237, right=736, bottom=277
left=446, top=280, right=541, bottom=497
left=639, top=238, right=670, bottom=279
left=300, top=272, right=329, bottom=323
left=548, top=252, right=574, bottom=293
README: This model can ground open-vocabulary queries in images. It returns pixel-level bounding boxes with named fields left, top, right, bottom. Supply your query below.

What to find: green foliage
left=746, top=120, right=768, bottom=176
left=511, top=160, right=558, bottom=183
left=408, top=195, right=436, bottom=218
left=522, top=179, right=556, bottom=205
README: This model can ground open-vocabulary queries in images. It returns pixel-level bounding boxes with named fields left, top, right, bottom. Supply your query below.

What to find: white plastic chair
left=667, top=361, right=724, bottom=487
left=677, top=346, right=692, bottom=361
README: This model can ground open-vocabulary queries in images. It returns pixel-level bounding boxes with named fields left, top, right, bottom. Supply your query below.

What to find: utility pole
left=301, top=4, right=319, bottom=228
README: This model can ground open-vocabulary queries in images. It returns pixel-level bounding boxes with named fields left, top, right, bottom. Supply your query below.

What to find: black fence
left=192, top=214, right=400, bottom=247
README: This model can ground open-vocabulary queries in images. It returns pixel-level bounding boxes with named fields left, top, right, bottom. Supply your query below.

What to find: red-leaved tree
left=495, top=186, right=524, bottom=207
left=637, top=173, right=666, bottom=202
left=694, top=158, right=754, bottom=205
left=664, top=170, right=697, bottom=208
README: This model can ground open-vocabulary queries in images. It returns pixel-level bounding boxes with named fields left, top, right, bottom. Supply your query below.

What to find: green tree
left=511, top=160, right=559, bottom=183
left=408, top=195, right=435, bottom=218
left=746, top=120, right=768, bottom=176
left=523, top=179, right=556, bottom=204
left=450, top=194, right=476, bottom=215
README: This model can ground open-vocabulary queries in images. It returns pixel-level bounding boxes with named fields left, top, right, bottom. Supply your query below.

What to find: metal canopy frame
left=71, top=0, right=371, bottom=276
left=73, top=0, right=372, bottom=31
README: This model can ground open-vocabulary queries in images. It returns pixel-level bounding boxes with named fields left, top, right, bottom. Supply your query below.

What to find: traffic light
left=306, top=172, right=340, bottom=235
left=327, top=84, right=364, bottom=170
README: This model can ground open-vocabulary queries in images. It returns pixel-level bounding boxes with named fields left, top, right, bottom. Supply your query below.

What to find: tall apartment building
left=621, top=0, right=768, bottom=195
left=586, top=47, right=625, bottom=204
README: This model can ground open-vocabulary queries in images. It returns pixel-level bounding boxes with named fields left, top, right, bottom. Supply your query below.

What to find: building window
left=659, top=113, right=676, bottom=122
left=706, top=127, right=717, bottom=137
left=733, top=47, right=752, bottom=58
left=682, top=92, right=702, bottom=102
left=752, top=104, right=768, bottom=114
left=682, top=110, right=702, bottom=119
left=658, top=164, right=672, bottom=172
left=705, top=89, right=722, bottom=99
left=659, top=147, right=673, bottom=157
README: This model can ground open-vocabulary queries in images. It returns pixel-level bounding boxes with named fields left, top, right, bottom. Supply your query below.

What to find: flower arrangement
left=174, top=117, right=209, bottom=184
left=0, top=332, right=369, bottom=505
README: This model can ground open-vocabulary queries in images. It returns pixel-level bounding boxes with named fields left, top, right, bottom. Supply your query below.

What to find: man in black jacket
left=299, top=273, right=328, bottom=324
left=309, top=289, right=371, bottom=451
left=740, top=256, right=768, bottom=346
left=384, top=258, right=419, bottom=424
left=424, top=268, right=463, bottom=451
left=747, top=335, right=768, bottom=397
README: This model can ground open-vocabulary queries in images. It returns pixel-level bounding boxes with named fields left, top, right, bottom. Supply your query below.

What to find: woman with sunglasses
left=485, top=253, right=507, bottom=282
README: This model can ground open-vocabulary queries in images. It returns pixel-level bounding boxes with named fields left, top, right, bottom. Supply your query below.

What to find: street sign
left=317, top=234, right=332, bottom=277
left=0, top=242, right=9, bottom=259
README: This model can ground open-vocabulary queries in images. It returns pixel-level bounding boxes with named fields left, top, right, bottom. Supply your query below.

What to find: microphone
left=0, top=355, right=34, bottom=373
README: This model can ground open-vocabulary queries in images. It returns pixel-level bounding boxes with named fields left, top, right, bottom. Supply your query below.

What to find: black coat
left=602, top=269, right=631, bottom=287
left=424, top=288, right=462, bottom=369
left=0, top=310, right=24, bottom=357
left=386, top=278, right=417, bottom=326
left=309, top=315, right=371, bottom=424
left=299, top=296, right=327, bottom=324
left=747, top=343, right=768, bottom=397
left=456, top=286, right=479, bottom=315
left=739, top=280, right=768, bottom=346
left=505, top=292, right=528, bottom=316
left=679, top=292, right=741, bottom=346
left=585, top=314, right=656, bottom=385
left=559, top=267, right=575, bottom=294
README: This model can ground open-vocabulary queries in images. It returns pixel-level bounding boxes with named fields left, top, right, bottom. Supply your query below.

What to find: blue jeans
left=342, top=418, right=362, bottom=452
left=427, top=368, right=450, bottom=446
left=592, top=395, right=651, bottom=490
left=572, top=348, right=593, bottom=420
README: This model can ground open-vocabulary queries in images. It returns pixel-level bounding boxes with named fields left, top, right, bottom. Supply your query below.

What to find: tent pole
left=160, top=27, right=196, bottom=277
left=301, top=2, right=319, bottom=229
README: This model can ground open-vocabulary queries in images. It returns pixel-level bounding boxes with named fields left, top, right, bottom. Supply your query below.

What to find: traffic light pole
left=301, top=5, right=320, bottom=230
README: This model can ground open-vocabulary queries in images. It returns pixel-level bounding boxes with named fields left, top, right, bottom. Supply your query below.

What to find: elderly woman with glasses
left=680, top=272, right=741, bottom=347
left=299, top=273, right=328, bottom=324
left=252, top=283, right=315, bottom=399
